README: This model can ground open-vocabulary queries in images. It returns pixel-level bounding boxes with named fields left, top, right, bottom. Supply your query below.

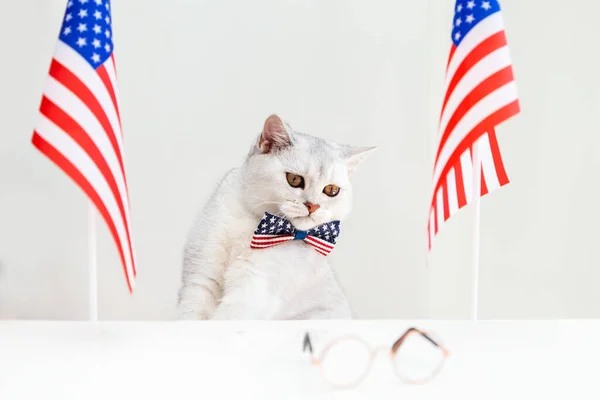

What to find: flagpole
left=470, top=140, right=482, bottom=321
left=88, top=203, right=98, bottom=322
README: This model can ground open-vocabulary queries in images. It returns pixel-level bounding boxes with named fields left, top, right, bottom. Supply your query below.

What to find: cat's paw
left=209, top=307, right=238, bottom=320
left=176, top=303, right=216, bottom=320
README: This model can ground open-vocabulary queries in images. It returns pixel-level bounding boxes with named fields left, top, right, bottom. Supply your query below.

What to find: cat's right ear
left=257, top=114, right=294, bottom=153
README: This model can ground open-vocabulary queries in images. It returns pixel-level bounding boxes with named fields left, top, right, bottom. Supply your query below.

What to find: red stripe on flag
left=49, top=60, right=126, bottom=178
left=111, top=54, right=118, bottom=78
left=96, top=64, right=123, bottom=134
left=454, top=160, right=467, bottom=208
left=440, top=31, right=507, bottom=116
left=435, top=66, right=515, bottom=165
left=480, top=163, right=489, bottom=196
left=32, top=132, right=133, bottom=293
left=39, top=96, right=136, bottom=277
left=108, top=54, right=124, bottom=140
left=430, top=100, right=521, bottom=209
left=487, top=128, right=510, bottom=186
left=446, top=45, right=457, bottom=73
left=442, top=182, right=450, bottom=221
left=433, top=203, right=439, bottom=235
left=427, top=220, right=431, bottom=251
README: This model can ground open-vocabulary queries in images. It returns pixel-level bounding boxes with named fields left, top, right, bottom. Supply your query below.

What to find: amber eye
left=323, top=184, right=340, bottom=197
left=286, top=173, right=305, bottom=188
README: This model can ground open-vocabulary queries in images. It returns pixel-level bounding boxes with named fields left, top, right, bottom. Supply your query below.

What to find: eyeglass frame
left=302, top=327, right=450, bottom=388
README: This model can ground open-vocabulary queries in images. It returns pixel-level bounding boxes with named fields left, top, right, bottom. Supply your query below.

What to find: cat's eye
left=286, top=172, right=305, bottom=188
left=323, top=184, right=340, bottom=197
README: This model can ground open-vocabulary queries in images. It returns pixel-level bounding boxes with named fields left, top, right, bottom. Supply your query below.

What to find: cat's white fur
left=176, top=115, right=375, bottom=320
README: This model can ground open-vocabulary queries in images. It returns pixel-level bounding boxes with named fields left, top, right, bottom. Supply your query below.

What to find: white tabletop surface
left=0, top=320, right=598, bottom=399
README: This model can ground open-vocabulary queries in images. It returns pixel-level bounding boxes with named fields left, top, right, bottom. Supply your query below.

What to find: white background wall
left=0, top=0, right=598, bottom=320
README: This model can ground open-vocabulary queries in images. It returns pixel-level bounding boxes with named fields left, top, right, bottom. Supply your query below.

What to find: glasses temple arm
left=392, top=327, right=449, bottom=356
left=303, top=332, right=314, bottom=354
left=420, top=331, right=441, bottom=347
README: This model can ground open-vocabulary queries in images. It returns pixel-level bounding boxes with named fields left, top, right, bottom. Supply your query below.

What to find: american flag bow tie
left=250, top=212, right=341, bottom=256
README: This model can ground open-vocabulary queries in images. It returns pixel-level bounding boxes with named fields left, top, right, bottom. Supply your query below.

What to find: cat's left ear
left=343, top=145, right=377, bottom=176
left=257, top=114, right=294, bottom=153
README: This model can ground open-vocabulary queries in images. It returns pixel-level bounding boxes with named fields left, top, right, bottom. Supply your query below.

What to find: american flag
left=250, top=212, right=340, bottom=256
left=31, top=0, right=136, bottom=292
left=428, top=0, right=520, bottom=250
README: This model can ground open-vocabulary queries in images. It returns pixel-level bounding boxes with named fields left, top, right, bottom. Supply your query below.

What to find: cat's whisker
left=245, top=195, right=282, bottom=204
left=275, top=209, right=309, bottom=220
left=251, top=200, right=284, bottom=208
left=250, top=200, right=285, bottom=212
left=275, top=211, right=293, bottom=219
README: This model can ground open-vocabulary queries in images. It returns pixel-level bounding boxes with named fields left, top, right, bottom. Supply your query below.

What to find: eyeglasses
left=302, top=327, right=450, bottom=388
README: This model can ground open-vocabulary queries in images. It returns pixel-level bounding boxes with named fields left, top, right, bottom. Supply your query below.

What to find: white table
left=0, top=320, right=598, bottom=399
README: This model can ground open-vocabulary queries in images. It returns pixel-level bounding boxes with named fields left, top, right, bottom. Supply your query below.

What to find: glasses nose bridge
left=370, top=345, right=392, bottom=360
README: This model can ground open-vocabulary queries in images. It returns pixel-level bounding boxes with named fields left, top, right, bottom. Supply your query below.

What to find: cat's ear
left=257, top=114, right=294, bottom=153
left=343, top=145, right=377, bottom=176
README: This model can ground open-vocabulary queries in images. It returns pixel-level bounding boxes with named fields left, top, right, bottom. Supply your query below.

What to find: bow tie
left=250, top=212, right=341, bottom=256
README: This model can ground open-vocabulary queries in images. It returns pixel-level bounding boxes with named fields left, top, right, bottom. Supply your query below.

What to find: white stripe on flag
left=104, top=56, right=122, bottom=119
left=104, top=57, right=118, bottom=97
left=447, top=167, right=459, bottom=216
left=478, top=133, right=501, bottom=192
left=460, top=148, right=473, bottom=203
left=436, top=188, right=444, bottom=228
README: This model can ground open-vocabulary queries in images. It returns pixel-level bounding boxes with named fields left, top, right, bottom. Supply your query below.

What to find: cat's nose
left=304, top=202, right=320, bottom=214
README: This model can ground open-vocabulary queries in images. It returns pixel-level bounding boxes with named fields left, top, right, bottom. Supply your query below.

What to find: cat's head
left=242, top=114, right=376, bottom=231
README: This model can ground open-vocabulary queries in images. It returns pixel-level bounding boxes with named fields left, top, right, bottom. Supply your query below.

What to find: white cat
left=176, top=115, right=375, bottom=320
